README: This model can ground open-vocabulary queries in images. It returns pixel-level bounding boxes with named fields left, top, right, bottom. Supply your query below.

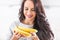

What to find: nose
left=27, top=10, right=31, bottom=15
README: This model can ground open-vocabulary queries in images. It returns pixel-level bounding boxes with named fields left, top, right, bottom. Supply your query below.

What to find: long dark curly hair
left=19, top=0, right=54, bottom=40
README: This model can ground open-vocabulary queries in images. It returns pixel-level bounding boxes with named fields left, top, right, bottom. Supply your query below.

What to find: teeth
left=27, top=15, right=32, bottom=18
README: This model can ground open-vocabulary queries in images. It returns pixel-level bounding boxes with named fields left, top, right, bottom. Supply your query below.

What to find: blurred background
left=0, top=0, right=60, bottom=40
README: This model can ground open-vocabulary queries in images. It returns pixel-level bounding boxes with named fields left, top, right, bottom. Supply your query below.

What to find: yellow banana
left=14, top=27, right=31, bottom=37
left=17, top=26, right=38, bottom=33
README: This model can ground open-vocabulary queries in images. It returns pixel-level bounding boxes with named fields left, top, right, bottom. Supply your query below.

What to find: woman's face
left=23, top=0, right=36, bottom=21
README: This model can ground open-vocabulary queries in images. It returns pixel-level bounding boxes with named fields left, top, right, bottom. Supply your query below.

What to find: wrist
left=32, top=36, right=40, bottom=40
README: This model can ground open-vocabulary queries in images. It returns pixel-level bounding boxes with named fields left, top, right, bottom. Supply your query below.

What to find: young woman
left=6, top=0, right=54, bottom=40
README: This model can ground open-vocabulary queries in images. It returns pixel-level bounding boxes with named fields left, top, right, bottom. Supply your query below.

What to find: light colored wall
left=0, top=0, right=60, bottom=40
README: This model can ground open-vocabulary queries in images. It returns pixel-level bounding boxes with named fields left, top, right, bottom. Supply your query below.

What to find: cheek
left=24, top=10, right=36, bottom=18
left=33, top=12, right=36, bottom=17
left=24, top=10, right=27, bottom=16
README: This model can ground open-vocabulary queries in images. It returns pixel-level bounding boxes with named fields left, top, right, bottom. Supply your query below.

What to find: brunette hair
left=19, top=0, right=54, bottom=40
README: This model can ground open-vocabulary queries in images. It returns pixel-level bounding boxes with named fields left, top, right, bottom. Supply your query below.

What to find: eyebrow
left=25, top=7, right=34, bottom=9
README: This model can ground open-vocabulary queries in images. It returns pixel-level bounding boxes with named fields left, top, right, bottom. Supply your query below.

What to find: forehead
left=24, top=0, right=34, bottom=8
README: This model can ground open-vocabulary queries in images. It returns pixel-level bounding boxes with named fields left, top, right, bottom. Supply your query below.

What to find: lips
left=26, top=15, right=33, bottom=18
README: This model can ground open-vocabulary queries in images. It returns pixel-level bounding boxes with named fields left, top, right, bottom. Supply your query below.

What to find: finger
left=30, top=32, right=36, bottom=36
left=17, top=33, right=21, bottom=38
left=30, top=32, right=34, bottom=36
left=14, top=31, right=18, bottom=35
left=18, top=34, right=21, bottom=36
left=14, top=32, right=21, bottom=39
left=21, top=34, right=26, bottom=37
left=14, top=30, right=16, bottom=33
left=13, top=30, right=17, bottom=34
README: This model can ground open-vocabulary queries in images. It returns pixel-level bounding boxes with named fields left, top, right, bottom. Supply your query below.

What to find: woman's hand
left=31, top=33, right=40, bottom=40
left=10, top=31, right=26, bottom=40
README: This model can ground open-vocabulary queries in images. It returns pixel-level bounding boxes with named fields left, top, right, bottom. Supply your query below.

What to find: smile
left=26, top=15, right=33, bottom=18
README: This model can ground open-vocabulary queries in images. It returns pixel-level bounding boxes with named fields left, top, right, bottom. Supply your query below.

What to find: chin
left=26, top=16, right=34, bottom=20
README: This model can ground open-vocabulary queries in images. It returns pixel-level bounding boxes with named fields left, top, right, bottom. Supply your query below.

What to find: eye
left=31, top=8, right=35, bottom=11
left=25, top=8, right=28, bottom=10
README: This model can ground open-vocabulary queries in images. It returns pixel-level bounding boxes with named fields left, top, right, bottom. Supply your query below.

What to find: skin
left=23, top=0, right=36, bottom=25
left=10, top=0, right=39, bottom=40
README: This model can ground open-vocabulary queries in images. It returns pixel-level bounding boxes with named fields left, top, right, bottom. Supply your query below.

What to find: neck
left=22, top=19, right=34, bottom=25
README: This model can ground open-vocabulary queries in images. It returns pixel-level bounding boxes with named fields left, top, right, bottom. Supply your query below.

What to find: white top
left=6, top=20, right=34, bottom=40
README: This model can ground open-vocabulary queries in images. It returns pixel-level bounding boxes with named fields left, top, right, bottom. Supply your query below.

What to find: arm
left=10, top=31, right=21, bottom=40
left=5, top=22, right=17, bottom=40
left=31, top=33, right=40, bottom=40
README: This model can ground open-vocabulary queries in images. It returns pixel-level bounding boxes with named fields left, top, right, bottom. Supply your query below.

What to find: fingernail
left=14, top=30, right=15, bottom=33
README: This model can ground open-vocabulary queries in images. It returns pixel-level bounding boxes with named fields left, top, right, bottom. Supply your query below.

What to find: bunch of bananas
left=14, top=26, right=38, bottom=37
